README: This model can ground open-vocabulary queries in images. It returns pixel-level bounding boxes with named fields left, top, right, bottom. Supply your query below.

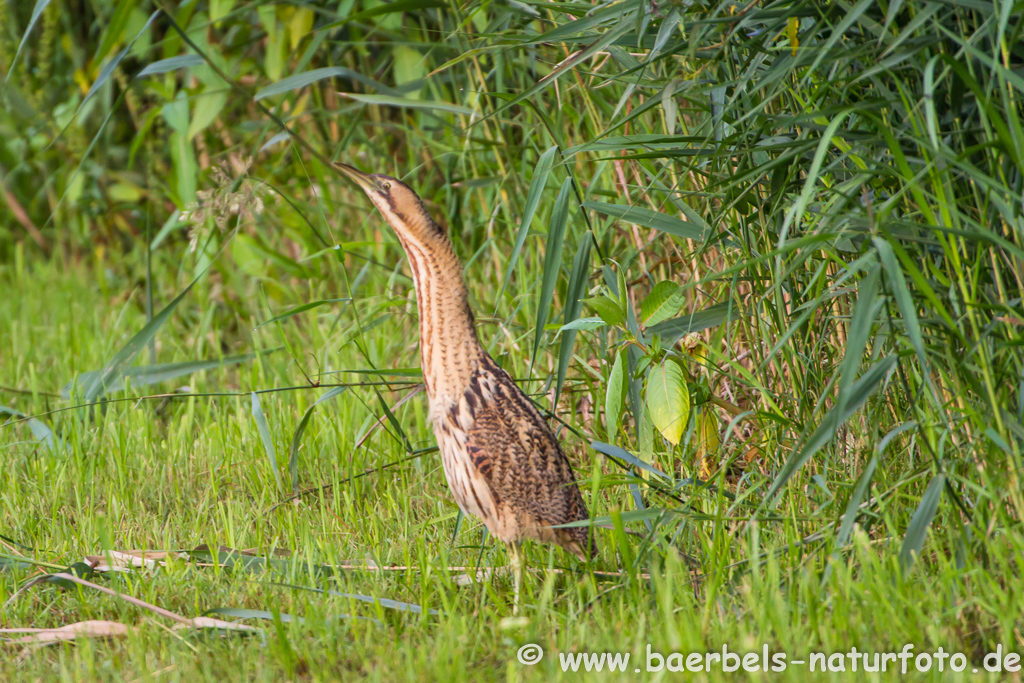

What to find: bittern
left=335, top=162, right=596, bottom=613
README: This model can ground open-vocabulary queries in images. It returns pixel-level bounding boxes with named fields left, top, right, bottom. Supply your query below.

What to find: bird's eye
left=381, top=182, right=391, bottom=190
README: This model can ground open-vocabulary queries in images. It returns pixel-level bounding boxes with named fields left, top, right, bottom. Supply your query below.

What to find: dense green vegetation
left=1, top=0, right=1022, bottom=679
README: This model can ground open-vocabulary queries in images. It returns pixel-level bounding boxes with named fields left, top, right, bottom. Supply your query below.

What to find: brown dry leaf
left=0, top=620, right=131, bottom=644
left=84, top=550, right=187, bottom=573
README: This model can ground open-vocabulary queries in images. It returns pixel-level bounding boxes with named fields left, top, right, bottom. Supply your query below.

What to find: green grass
left=0, top=246, right=1018, bottom=682
left=2, top=0, right=1023, bottom=679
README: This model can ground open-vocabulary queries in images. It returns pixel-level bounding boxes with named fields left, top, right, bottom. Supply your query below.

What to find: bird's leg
left=507, top=541, right=524, bottom=615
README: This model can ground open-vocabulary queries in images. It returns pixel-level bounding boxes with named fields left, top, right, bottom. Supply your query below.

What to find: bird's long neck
left=396, top=230, right=484, bottom=404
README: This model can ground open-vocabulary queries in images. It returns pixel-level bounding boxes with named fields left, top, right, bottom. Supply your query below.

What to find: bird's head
left=334, top=162, right=444, bottom=246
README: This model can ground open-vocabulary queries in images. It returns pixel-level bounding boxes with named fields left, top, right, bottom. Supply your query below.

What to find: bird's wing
left=461, top=364, right=594, bottom=556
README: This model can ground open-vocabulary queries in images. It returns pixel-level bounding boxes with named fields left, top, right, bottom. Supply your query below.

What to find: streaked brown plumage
left=335, top=162, right=595, bottom=610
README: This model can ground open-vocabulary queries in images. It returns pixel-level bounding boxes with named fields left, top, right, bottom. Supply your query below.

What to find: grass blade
left=289, top=387, right=347, bottom=495
left=256, top=299, right=350, bottom=328
left=591, top=441, right=669, bottom=481
left=254, top=67, right=396, bottom=100
left=498, top=145, right=558, bottom=305
left=531, top=177, right=573, bottom=369
left=582, top=201, right=705, bottom=241
left=339, top=93, right=474, bottom=117
left=762, top=355, right=897, bottom=507
left=319, top=0, right=446, bottom=31
left=3, top=0, right=51, bottom=84
left=873, top=237, right=938, bottom=403
left=836, top=263, right=883, bottom=416
left=0, top=405, right=59, bottom=454
left=63, top=351, right=265, bottom=399
left=646, top=302, right=739, bottom=345
left=554, top=232, right=593, bottom=407
left=137, top=55, right=205, bottom=78
left=81, top=275, right=200, bottom=401
left=65, top=11, right=161, bottom=138
left=251, top=392, right=280, bottom=488
left=899, top=473, right=945, bottom=574
left=277, top=582, right=438, bottom=615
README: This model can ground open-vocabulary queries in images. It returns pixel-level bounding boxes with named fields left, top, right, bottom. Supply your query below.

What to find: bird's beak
left=334, top=162, right=378, bottom=193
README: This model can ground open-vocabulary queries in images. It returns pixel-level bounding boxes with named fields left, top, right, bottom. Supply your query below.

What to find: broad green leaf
left=251, top=392, right=280, bottom=487
left=498, top=145, right=558, bottom=304
left=188, top=90, right=228, bottom=139
left=695, top=406, right=720, bottom=455
left=169, top=128, right=197, bottom=205
left=161, top=93, right=190, bottom=136
left=209, top=0, right=235, bottom=21
left=559, top=317, right=606, bottom=332
left=605, top=350, right=626, bottom=439
left=647, top=302, right=739, bottom=344
left=286, top=7, right=314, bottom=49
left=555, top=233, right=593, bottom=407
left=584, top=296, right=625, bottom=327
left=899, top=473, right=945, bottom=573
left=0, top=553, right=34, bottom=571
left=531, top=177, right=572, bottom=367
left=392, top=45, right=425, bottom=98
left=583, top=201, right=704, bottom=241
left=645, top=361, right=689, bottom=446
left=259, top=6, right=286, bottom=81
left=640, top=281, right=684, bottom=326
left=80, top=275, right=200, bottom=401
left=45, top=562, right=95, bottom=589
